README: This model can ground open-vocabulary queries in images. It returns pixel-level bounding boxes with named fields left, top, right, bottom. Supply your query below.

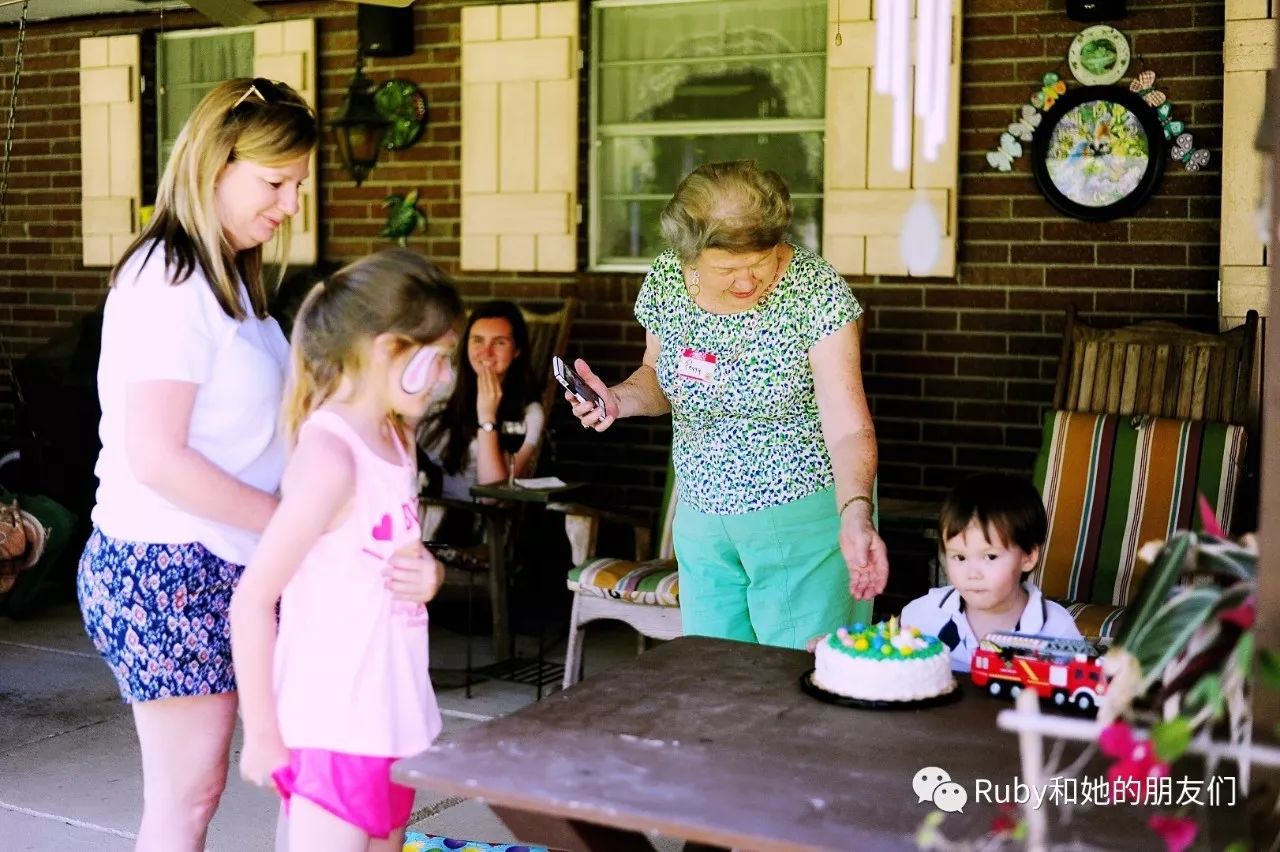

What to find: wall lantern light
left=330, top=52, right=392, bottom=186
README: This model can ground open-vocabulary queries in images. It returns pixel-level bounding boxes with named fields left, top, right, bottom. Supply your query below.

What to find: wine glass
left=498, top=420, right=527, bottom=487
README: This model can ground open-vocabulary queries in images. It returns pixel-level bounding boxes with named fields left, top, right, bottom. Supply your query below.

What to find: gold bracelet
left=839, top=495, right=874, bottom=518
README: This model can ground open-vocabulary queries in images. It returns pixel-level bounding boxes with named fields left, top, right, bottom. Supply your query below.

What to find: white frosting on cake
left=812, top=621, right=955, bottom=702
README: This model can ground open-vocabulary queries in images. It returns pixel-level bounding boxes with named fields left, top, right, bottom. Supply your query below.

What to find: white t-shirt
left=899, top=581, right=1082, bottom=673
left=92, top=242, right=289, bottom=565
left=423, top=401, right=545, bottom=500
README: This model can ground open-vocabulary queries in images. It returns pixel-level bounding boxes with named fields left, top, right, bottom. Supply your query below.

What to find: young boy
left=900, top=472, right=1082, bottom=672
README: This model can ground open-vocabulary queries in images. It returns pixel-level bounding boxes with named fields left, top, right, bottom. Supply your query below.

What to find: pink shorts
left=272, top=748, right=415, bottom=839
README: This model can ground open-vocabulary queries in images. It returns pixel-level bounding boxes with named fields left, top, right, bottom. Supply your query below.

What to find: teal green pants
left=673, top=487, right=873, bottom=649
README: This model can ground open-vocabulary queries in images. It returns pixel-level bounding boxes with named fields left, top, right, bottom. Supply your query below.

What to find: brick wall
left=0, top=0, right=1228, bottom=524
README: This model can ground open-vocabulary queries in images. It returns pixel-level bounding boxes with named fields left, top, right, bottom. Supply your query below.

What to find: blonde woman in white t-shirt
left=75, top=79, right=446, bottom=852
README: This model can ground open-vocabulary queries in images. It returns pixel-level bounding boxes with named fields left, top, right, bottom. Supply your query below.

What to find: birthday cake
left=812, top=619, right=956, bottom=702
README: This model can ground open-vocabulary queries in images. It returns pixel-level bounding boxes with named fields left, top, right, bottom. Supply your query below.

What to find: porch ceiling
left=0, top=1, right=188, bottom=24
left=0, top=0, right=302, bottom=26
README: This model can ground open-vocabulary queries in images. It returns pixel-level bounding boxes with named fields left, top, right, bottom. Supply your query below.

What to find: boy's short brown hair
left=938, top=473, right=1047, bottom=572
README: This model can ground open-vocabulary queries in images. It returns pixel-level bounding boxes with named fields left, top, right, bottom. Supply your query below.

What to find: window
left=589, top=0, right=827, bottom=270
left=156, top=28, right=255, bottom=171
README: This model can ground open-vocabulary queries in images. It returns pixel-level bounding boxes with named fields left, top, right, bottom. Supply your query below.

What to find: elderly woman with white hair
left=567, top=159, right=888, bottom=648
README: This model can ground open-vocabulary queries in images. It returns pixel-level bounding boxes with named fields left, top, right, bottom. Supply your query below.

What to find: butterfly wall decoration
left=986, top=132, right=1023, bottom=172
left=1127, top=71, right=1210, bottom=168
left=1007, top=104, right=1041, bottom=142
left=1170, top=132, right=1211, bottom=172
left=1155, top=103, right=1185, bottom=140
left=987, top=80, right=1059, bottom=172
left=1030, top=72, right=1067, bottom=110
left=1129, top=70, right=1166, bottom=107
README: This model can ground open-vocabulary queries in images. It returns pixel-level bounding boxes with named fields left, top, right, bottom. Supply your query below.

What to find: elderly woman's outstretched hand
left=566, top=358, right=621, bottom=432
left=839, top=505, right=889, bottom=601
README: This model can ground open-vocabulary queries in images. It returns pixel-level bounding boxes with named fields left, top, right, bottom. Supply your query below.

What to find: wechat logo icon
left=913, top=766, right=968, bottom=813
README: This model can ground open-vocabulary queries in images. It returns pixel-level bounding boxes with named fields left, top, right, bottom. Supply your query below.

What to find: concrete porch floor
left=0, top=601, right=685, bottom=851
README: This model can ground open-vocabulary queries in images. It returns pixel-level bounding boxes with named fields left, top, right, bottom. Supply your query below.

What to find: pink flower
left=1109, top=752, right=1169, bottom=786
left=1098, top=721, right=1134, bottom=758
left=1148, top=814, right=1197, bottom=852
left=990, top=802, right=1019, bottom=835
left=1218, top=595, right=1256, bottom=630
left=1197, top=493, right=1224, bottom=538
left=1099, top=721, right=1170, bottom=788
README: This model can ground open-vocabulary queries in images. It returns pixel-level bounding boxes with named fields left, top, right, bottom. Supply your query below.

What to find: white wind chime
left=875, top=0, right=952, bottom=169
left=869, top=0, right=953, bottom=275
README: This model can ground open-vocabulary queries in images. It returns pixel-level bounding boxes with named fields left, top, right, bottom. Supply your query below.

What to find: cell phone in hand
left=552, top=356, right=605, bottom=410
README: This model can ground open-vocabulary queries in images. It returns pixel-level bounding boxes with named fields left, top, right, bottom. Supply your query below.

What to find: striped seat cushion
left=566, top=557, right=680, bottom=607
left=1062, top=602, right=1126, bottom=644
left=1033, top=411, right=1246, bottom=609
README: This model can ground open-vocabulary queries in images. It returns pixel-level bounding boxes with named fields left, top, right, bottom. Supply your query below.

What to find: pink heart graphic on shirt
left=371, top=514, right=393, bottom=541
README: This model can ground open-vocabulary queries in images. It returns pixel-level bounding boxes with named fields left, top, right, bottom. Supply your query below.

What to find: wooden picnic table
left=391, top=636, right=1222, bottom=851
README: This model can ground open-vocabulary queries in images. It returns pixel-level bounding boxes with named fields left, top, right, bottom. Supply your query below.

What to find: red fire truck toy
left=969, top=631, right=1108, bottom=714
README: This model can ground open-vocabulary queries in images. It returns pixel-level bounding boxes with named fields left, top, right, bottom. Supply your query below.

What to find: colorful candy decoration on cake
left=831, top=617, right=945, bottom=660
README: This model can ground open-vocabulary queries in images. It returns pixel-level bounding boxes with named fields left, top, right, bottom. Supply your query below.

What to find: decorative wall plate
left=1068, top=25, right=1131, bottom=86
left=375, top=79, right=428, bottom=150
left=1030, top=85, right=1167, bottom=221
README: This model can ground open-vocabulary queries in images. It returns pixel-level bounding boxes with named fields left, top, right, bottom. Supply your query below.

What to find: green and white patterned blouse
left=635, top=243, right=862, bottom=515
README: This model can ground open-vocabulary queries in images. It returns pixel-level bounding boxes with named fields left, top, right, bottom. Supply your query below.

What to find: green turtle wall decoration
left=380, top=189, right=427, bottom=246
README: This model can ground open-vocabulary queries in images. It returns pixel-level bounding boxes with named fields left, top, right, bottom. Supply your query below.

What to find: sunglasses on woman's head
left=229, top=78, right=292, bottom=113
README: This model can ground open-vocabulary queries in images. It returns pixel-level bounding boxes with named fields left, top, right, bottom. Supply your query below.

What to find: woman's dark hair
left=938, top=472, right=1048, bottom=572
left=418, top=300, right=537, bottom=475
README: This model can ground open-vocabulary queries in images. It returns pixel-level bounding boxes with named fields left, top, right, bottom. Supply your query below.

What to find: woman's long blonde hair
left=282, top=248, right=464, bottom=446
left=111, top=77, right=318, bottom=320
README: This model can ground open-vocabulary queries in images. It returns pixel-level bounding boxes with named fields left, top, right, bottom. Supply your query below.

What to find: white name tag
left=676, top=348, right=717, bottom=383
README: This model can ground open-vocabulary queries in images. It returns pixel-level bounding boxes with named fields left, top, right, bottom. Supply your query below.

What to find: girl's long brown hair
left=282, top=248, right=463, bottom=446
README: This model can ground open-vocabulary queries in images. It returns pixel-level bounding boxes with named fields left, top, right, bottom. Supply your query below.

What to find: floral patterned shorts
left=77, top=527, right=244, bottom=704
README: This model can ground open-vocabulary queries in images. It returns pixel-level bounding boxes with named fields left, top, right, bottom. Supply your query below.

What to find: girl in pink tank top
left=230, top=249, right=463, bottom=850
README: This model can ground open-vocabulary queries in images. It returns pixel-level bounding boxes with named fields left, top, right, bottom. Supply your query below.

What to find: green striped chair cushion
left=1032, top=411, right=1246, bottom=608
left=567, top=557, right=680, bottom=607
left=1063, top=602, right=1126, bottom=644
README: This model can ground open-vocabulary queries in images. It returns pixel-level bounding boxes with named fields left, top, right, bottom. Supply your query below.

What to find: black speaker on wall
left=358, top=4, right=415, bottom=57
left=1067, top=0, right=1125, bottom=21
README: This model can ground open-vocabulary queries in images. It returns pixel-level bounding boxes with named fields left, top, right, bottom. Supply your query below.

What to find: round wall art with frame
left=1067, top=25, right=1130, bottom=86
left=1030, top=85, right=1167, bottom=221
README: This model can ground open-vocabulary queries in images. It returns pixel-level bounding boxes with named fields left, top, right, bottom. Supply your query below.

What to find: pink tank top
left=273, top=409, right=442, bottom=758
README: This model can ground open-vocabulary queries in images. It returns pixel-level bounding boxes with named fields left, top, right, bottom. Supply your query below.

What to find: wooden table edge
left=391, top=759, right=832, bottom=852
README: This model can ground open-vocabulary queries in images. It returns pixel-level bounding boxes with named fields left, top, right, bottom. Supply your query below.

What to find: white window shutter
left=823, top=0, right=961, bottom=277
left=255, top=18, right=318, bottom=266
left=1220, top=1, right=1275, bottom=323
left=461, top=1, right=579, bottom=272
left=80, top=34, right=141, bottom=268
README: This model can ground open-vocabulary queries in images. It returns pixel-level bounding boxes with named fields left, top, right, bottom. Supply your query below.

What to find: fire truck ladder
left=983, top=632, right=1099, bottom=660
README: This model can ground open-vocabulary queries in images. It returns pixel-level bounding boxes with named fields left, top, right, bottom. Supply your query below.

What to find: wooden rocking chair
left=1032, top=306, right=1259, bottom=642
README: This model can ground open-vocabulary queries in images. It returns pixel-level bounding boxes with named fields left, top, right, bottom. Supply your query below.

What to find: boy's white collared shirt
left=900, top=581, right=1083, bottom=673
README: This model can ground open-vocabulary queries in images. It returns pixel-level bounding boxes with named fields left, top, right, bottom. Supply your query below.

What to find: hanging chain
left=0, top=0, right=30, bottom=225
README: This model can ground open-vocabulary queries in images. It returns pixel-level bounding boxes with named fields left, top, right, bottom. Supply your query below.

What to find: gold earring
left=687, top=268, right=700, bottom=296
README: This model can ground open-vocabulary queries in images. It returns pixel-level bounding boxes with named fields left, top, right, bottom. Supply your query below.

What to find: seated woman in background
left=418, top=300, right=545, bottom=505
